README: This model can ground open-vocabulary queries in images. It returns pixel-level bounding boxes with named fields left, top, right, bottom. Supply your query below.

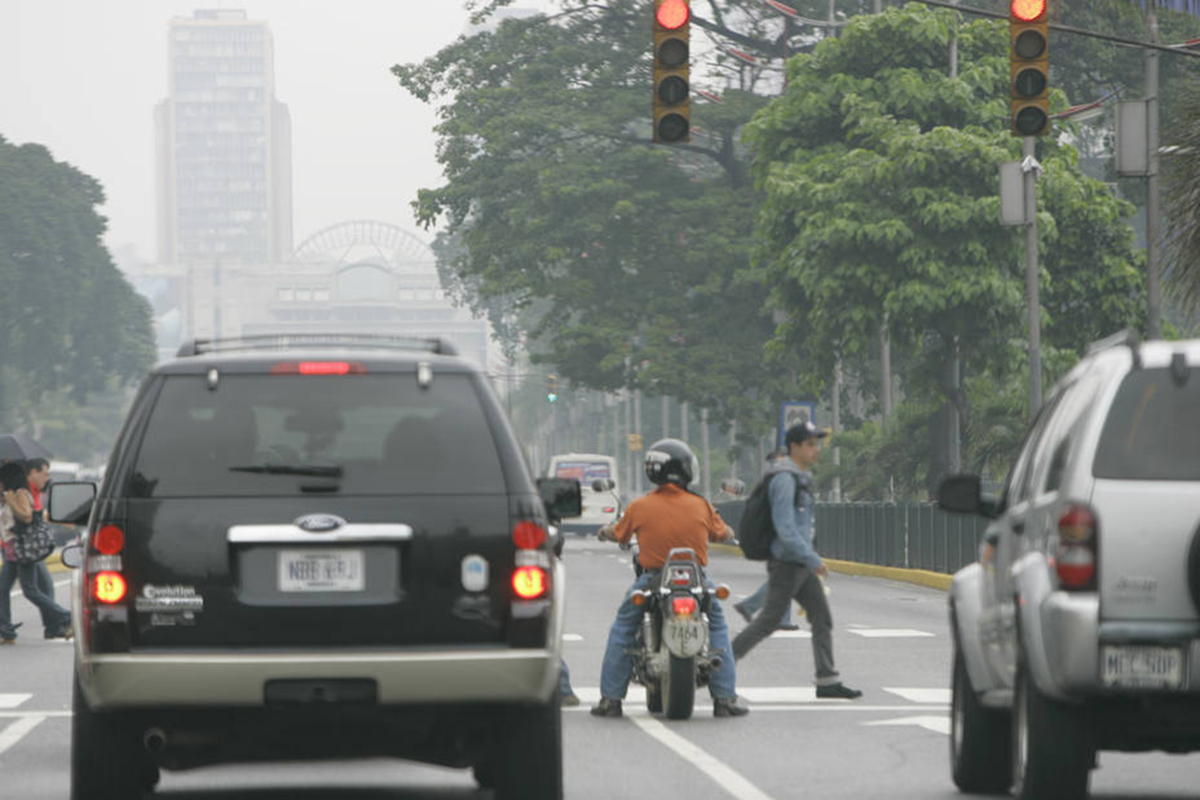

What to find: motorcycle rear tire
left=662, top=654, right=695, bottom=720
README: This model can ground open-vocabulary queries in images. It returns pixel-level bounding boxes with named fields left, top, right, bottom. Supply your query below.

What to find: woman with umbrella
left=0, top=460, right=72, bottom=642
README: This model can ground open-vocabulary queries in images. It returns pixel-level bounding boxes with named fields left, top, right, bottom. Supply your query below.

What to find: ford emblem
left=295, top=514, right=345, bottom=533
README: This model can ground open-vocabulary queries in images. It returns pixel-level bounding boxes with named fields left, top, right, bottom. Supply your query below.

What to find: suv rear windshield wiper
left=228, top=463, right=343, bottom=478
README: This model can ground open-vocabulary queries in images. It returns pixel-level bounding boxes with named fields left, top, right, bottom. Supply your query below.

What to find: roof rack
left=175, top=333, right=459, bottom=358
left=1085, top=328, right=1141, bottom=369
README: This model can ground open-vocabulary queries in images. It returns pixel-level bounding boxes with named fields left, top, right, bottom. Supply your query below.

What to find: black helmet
left=644, top=438, right=698, bottom=488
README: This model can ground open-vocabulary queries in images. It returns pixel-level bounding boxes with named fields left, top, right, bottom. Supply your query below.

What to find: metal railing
left=714, top=500, right=988, bottom=575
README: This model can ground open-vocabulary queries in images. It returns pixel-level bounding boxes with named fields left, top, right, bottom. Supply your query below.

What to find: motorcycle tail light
left=671, top=596, right=698, bottom=617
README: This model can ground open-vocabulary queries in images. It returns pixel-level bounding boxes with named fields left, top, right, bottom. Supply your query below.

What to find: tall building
left=155, top=9, right=293, bottom=265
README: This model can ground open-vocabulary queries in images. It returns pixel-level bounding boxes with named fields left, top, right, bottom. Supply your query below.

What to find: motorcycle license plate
left=663, top=617, right=707, bottom=658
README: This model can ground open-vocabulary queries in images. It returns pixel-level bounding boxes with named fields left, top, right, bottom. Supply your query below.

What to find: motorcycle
left=625, top=545, right=731, bottom=720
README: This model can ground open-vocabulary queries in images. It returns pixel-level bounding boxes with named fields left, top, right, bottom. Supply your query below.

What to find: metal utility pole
left=662, top=395, right=669, bottom=440
left=1024, top=137, right=1043, bottom=414
left=874, top=0, right=882, bottom=12
left=728, top=419, right=738, bottom=481
left=680, top=401, right=689, bottom=442
left=701, top=407, right=711, bottom=499
left=1146, top=0, right=1163, bottom=339
left=634, top=390, right=643, bottom=494
left=832, top=360, right=842, bottom=502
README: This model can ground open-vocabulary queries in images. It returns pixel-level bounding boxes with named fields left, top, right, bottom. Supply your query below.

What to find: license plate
left=1101, top=645, right=1185, bottom=690
left=278, top=549, right=365, bottom=592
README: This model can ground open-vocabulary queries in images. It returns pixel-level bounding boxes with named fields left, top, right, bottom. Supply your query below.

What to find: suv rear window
left=1093, top=365, right=1200, bottom=480
left=128, top=373, right=506, bottom=497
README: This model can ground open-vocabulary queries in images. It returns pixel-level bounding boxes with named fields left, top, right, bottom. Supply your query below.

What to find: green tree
left=747, top=6, right=1143, bottom=489
left=0, top=136, right=156, bottom=430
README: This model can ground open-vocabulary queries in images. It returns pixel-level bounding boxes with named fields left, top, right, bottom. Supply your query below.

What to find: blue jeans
left=0, top=559, right=70, bottom=637
left=742, top=579, right=795, bottom=625
left=559, top=658, right=575, bottom=697
left=599, top=570, right=737, bottom=701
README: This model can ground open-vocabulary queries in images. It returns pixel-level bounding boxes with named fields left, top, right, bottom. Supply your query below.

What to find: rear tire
left=71, top=672, right=158, bottom=800
left=662, top=655, right=695, bottom=720
left=490, top=692, right=563, bottom=800
left=1012, top=666, right=1091, bottom=800
left=950, top=648, right=1011, bottom=793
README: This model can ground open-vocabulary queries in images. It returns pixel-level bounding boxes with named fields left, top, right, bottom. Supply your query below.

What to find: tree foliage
left=0, top=136, right=156, bottom=430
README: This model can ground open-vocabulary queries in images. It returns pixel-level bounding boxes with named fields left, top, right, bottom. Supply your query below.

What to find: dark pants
left=732, top=559, right=839, bottom=685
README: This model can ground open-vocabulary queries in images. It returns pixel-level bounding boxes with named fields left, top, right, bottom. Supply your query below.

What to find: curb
left=711, top=542, right=952, bottom=592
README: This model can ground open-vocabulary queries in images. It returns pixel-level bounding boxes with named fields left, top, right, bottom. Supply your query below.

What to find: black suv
left=50, top=334, right=580, bottom=800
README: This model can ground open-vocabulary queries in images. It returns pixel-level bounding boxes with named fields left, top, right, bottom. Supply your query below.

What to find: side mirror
left=720, top=478, right=747, bottom=498
left=60, top=539, right=84, bottom=570
left=48, top=481, right=97, bottom=526
left=591, top=478, right=615, bottom=493
left=938, top=474, right=997, bottom=518
left=537, top=477, right=582, bottom=521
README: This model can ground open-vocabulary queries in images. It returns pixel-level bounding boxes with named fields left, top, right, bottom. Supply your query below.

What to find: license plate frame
left=278, top=549, right=366, bottom=593
left=1101, top=644, right=1186, bottom=690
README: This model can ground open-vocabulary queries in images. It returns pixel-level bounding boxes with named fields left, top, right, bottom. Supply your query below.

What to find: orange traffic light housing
left=653, top=0, right=690, bottom=144
left=1010, top=0, right=1049, bottom=136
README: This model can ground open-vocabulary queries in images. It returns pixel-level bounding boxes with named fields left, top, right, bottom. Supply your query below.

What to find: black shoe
left=733, top=601, right=753, bottom=624
left=776, top=623, right=800, bottom=631
left=713, top=696, right=750, bottom=717
left=590, top=698, right=622, bottom=717
left=816, top=682, right=863, bottom=699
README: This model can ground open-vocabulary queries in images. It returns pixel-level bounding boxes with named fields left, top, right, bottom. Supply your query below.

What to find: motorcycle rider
left=591, top=438, right=749, bottom=718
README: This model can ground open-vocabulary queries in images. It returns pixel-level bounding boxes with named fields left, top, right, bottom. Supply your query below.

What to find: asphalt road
left=2, top=543, right=1198, bottom=799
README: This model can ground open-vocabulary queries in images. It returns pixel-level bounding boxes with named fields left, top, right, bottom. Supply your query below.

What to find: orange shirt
left=612, top=484, right=730, bottom=569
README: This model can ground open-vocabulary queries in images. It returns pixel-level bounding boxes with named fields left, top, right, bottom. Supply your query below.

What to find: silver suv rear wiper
left=228, top=463, right=343, bottom=478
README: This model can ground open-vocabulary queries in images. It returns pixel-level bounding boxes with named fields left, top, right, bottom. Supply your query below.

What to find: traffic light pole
left=1146, top=0, right=1162, bottom=340
left=1024, top=135, right=1042, bottom=416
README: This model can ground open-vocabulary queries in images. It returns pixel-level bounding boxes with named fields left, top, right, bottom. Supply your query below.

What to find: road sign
left=778, top=402, right=816, bottom=448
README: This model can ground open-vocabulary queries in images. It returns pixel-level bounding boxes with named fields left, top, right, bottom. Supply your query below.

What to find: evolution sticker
left=135, top=584, right=205, bottom=613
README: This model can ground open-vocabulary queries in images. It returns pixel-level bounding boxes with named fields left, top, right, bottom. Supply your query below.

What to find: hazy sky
left=0, top=1, right=551, bottom=263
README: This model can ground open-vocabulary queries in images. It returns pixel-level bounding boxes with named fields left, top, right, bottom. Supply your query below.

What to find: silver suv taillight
left=1055, top=504, right=1098, bottom=591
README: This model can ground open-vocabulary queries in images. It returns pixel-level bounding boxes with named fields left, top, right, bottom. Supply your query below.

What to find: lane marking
left=883, top=687, right=952, bottom=704
left=628, top=712, right=775, bottom=800
left=0, top=694, right=32, bottom=709
left=846, top=628, right=935, bottom=638
left=0, top=715, right=46, bottom=755
left=864, top=714, right=951, bottom=735
left=563, top=633, right=584, bottom=642
left=0, top=711, right=73, bottom=718
left=567, top=704, right=948, bottom=714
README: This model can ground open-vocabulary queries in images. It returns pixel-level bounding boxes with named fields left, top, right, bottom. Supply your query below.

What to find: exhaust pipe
left=143, top=727, right=168, bottom=755
left=709, top=656, right=722, bottom=671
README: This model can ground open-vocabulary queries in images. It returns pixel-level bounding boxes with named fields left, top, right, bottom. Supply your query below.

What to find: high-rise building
left=155, top=9, right=293, bottom=265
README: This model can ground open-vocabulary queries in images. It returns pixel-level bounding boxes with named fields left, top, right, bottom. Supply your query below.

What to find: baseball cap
left=784, top=420, right=828, bottom=447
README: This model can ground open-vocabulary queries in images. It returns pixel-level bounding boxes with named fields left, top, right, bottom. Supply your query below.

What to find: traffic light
left=546, top=374, right=559, bottom=403
left=1010, top=0, right=1049, bottom=136
left=653, top=0, right=690, bottom=144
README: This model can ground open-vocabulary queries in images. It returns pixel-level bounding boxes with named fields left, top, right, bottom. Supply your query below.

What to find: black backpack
left=738, top=472, right=804, bottom=560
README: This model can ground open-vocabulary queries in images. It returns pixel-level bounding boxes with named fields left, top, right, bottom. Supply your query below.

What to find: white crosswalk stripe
left=0, top=694, right=32, bottom=709
left=0, top=715, right=46, bottom=755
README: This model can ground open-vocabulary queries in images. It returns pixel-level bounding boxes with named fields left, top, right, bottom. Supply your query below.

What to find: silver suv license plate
left=1101, top=645, right=1185, bottom=690
left=279, top=549, right=365, bottom=592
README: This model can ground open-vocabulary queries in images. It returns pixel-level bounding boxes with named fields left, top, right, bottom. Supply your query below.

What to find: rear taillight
left=269, top=361, right=366, bottom=375
left=671, top=596, right=698, bottom=617
left=512, top=521, right=547, bottom=549
left=93, top=572, right=127, bottom=604
left=512, top=566, right=547, bottom=599
left=602, top=506, right=616, bottom=514
left=1055, top=504, right=1097, bottom=590
left=93, top=524, right=124, bottom=555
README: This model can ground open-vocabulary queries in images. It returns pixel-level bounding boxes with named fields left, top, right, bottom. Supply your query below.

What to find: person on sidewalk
left=731, top=422, right=861, bottom=699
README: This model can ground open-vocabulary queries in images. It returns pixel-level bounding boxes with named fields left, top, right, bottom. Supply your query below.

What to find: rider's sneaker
left=816, top=682, right=863, bottom=699
left=712, top=696, right=750, bottom=717
left=590, top=698, right=623, bottom=718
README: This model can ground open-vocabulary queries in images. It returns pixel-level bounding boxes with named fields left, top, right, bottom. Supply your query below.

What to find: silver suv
left=939, top=332, right=1200, bottom=800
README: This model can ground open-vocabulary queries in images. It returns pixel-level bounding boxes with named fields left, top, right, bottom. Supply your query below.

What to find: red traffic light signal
left=653, top=0, right=690, bottom=144
left=1011, top=0, right=1047, bottom=23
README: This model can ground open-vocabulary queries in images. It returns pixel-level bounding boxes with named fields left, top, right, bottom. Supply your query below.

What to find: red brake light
left=512, top=566, right=547, bottom=599
left=671, top=596, right=698, bottom=616
left=93, top=571, right=127, bottom=604
left=512, top=521, right=547, bottom=550
left=1056, top=504, right=1097, bottom=590
left=603, top=506, right=616, bottom=514
left=270, top=361, right=365, bottom=375
left=1010, top=0, right=1046, bottom=22
left=656, top=0, right=689, bottom=30
left=93, top=525, right=125, bottom=555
